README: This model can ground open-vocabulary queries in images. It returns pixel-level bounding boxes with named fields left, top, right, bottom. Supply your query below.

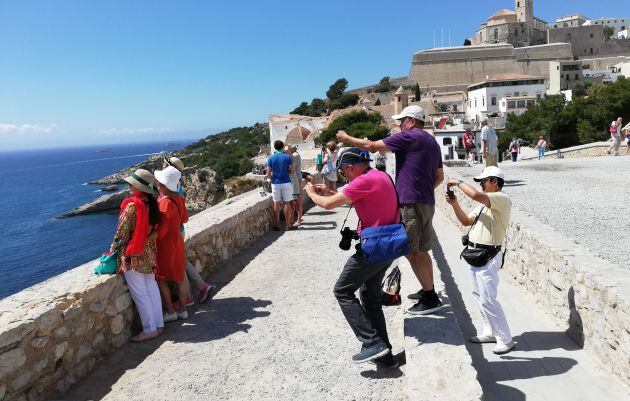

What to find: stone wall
left=434, top=167, right=630, bottom=386
left=520, top=141, right=629, bottom=160
left=0, top=190, right=275, bottom=401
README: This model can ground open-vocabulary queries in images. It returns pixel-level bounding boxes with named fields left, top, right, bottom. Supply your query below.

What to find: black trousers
left=333, top=251, right=391, bottom=348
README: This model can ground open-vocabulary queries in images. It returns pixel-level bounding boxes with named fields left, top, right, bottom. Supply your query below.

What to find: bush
left=317, top=110, right=389, bottom=144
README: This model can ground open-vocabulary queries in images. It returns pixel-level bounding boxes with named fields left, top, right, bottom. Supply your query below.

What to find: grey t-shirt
left=481, top=125, right=498, bottom=156
left=292, top=152, right=302, bottom=180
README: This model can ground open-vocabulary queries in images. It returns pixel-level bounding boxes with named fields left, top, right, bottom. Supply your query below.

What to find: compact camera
left=339, top=227, right=359, bottom=250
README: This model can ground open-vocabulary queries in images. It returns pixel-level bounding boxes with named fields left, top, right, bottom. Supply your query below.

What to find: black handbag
left=460, top=207, right=500, bottom=267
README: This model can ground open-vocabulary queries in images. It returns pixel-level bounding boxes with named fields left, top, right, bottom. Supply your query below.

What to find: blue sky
left=1, top=0, right=629, bottom=150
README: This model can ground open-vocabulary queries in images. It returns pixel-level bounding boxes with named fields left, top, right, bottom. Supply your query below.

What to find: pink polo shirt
left=341, top=169, right=399, bottom=233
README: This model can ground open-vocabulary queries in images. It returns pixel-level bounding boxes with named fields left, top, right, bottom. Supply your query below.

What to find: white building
left=618, top=29, right=629, bottom=39
left=268, top=114, right=328, bottom=150
left=553, top=14, right=588, bottom=28
left=584, top=18, right=629, bottom=36
left=465, top=73, right=546, bottom=123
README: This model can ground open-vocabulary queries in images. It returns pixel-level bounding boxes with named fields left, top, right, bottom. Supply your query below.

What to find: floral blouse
left=112, top=203, right=157, bottom=275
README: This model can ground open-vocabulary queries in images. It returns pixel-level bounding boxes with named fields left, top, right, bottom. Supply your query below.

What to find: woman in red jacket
left=154, top=166, right=190, bottom=322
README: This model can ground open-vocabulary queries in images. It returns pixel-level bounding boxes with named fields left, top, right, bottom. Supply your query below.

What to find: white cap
left=473, top=166, right=505, bottom=182
left=391, top=105, right=425, bottom=121
left=154, top=166, right=182, bottom=192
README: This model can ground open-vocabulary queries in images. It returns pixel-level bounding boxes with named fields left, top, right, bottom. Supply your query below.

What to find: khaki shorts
left=290, top=177, right=301, bottom=198
left=401, top=204, right=435, bottom=253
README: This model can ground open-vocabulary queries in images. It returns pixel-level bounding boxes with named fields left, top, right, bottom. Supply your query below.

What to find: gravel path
left=62, top=205, right=406, bottom=401
left=449, top=156, right=630, bottom=270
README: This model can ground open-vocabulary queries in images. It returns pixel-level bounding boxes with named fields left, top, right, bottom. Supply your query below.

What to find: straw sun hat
left=164, top=156, right=184, bottom=173
left=124, top=169, right=158, bottom=196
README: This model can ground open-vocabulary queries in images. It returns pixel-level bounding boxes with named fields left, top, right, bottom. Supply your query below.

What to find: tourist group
left=107, top=157, right=214, bottom=342
left=290, top=105, right=517, bottom=367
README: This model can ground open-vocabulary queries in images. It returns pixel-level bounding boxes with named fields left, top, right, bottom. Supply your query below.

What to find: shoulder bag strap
left=466, top=206, right=485, bottom=237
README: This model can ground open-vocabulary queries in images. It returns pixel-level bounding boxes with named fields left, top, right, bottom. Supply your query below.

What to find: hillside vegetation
left=176, top=123, right=268, bottom=184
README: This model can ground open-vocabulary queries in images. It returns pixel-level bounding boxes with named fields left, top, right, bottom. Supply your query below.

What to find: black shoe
left=407, top=296, right=443, bottom=315
left=351, top=342, right=390, bottom=364
left=407, top=290, right=425, bottom=300
left=371, top=352, right=399, bottom=368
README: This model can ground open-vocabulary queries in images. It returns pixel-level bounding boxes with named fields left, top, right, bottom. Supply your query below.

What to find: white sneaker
left=163, top=311, right=178, bottom=323
left=470, top=334, right=496, bottom=344
left=493, top=341, right=515, bottom=355
left=177, top=310, right=189, bottom=320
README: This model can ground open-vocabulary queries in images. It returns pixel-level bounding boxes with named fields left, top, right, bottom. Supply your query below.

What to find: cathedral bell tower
left=515, top=0, right=533, bottom=22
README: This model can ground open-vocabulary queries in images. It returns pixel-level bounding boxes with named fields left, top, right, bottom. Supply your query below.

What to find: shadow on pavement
left=359, top=350, right=406, bottom=379
left=431, top=231, right=577, bottom=401
left=297, top=220, right=337, bottom=230
left=60, top=226, right=283, bottom=401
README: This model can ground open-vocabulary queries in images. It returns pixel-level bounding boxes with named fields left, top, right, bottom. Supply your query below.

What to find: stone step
left=399, top=255, right=482, bottom=401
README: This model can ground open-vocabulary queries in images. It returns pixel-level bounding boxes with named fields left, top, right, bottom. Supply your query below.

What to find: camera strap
left=466, top=206, right=485, bottom=238
left=340, top=204, right=355, bottom=232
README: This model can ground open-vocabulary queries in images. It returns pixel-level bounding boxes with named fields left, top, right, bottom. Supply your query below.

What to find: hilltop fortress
left=408, top=0, right=630, bottom=92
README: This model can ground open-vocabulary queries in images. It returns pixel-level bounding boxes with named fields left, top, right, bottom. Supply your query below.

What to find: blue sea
left=0, top=141, right=193, bottom=299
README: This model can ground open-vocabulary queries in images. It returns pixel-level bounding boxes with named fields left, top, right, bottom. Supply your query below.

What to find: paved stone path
left=449, top=156, right=630, bottom=270
left=62, top=205, right=406, bottom=401
left=431, top=211, right=630, bottom=401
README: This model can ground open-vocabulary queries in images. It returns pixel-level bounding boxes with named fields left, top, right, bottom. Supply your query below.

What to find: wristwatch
left=456, top=180, right=463, bottom=187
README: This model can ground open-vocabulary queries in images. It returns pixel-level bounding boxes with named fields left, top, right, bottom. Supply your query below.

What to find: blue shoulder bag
left=341, top=172, right=409, bottom=265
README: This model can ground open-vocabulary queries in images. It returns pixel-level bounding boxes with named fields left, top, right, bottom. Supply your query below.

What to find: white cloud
left=0, top=123, right=57, bottom=135
left=97, top=127, right=176, bottom=136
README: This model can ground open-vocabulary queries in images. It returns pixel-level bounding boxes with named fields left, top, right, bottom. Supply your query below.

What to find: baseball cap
left=336, top=147, right=372, bottom=168
left=473, top=166, right=505, bottom=182
left=391, top=105, right=425, bottom=121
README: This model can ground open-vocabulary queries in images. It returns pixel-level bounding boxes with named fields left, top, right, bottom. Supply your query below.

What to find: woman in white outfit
left=111, top=169, right=163, bottom=342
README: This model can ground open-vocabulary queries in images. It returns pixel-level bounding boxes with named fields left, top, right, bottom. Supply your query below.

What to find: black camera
left=447, top=187, right=456, bottom=200
left=461, top=234, right=470, bottom=246
left=339, top=227, right=359, bottom=250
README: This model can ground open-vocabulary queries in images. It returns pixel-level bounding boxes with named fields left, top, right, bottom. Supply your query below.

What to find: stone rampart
left=434, top=167, right=630, bottom=386
left=520, top=141, right=629, bottom=160
left=0, top=190, right=274, bottom=401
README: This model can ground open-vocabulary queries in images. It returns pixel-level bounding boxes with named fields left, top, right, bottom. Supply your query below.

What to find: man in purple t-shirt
left=304, top=148, right=400, bottom=367
left=337, top=105, right=444, bottom=315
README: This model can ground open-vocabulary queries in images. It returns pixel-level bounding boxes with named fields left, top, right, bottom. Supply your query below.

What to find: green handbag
left=95, top=250, right=118, bottom=275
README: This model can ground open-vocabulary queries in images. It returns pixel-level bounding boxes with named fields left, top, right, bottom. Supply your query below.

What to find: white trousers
left=124, top=270, right=164, bottom=333
left=469, top=251, right=512, bottom=345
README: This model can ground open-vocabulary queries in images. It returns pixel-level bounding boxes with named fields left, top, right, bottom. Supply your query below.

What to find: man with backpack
left=304, top=148, right=400, bottom=367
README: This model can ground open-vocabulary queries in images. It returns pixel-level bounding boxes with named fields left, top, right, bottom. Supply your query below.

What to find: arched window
left=494, top=28, right=499, bottom=40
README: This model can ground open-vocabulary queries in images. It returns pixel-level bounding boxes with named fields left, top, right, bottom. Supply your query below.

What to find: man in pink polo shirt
left=305, top=148, right=400, bottom=367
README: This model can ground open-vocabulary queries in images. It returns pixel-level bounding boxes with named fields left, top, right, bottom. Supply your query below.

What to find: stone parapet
left=520, top=141, right=629, bottom=160
left=434, top=167, right=630, bottom=387
left=0, top=190, right=274, bottom=401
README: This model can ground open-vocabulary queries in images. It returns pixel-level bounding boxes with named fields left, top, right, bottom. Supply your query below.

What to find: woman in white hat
left=162, top=156, right=215, bottom=306
left=154, top=166, right=190, bottom=322
left=111, top=169, right=163, bottom=342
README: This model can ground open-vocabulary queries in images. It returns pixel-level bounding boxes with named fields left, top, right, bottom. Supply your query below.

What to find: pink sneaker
left=197, top=283, right=215, bottom=304
left=185, top=296, right=195, bottom=307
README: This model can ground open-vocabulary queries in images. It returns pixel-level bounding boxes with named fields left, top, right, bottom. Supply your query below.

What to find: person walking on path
left=304, top=148, right=400, bottom=366
left=154, top=166, right=190, bottom=322
left=508, top=138, right=520, bottom=162
left=287, top=144, right=304, bottom=227
left=337, top=105, right=445, bottom=315
left=322, top=141, right=339, bottom=191
left=480, top=119, right=499, bottom=167
left=463, top=129, right=476, bottom=162
left=162, top=157, right=214, bottom=305
left=266, top=140, right=295, bottom=231
left=534, top=135, right=547, bottom=160
left=445, top=166, right=515, bottom=355
left=111, top=169, right=163, bottom=342
left=623, top=121, right=630, bottom=155
left=607, top=117, right=623, bottom=156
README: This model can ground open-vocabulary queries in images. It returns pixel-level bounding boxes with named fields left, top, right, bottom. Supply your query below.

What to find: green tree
left=604, top=26, right=615, bottom=40
left=317, top=110, right=389, bottom=144
left=414, top=83, right=422, bottom=101
left=291, top=101, right=309, bottom=115
left=375, top=76, right=392, bottom=93
left=326, top=78, right=349, bottom=100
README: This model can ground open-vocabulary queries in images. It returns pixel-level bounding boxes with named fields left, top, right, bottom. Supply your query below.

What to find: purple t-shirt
left=383, top=128, right=442, bottom=205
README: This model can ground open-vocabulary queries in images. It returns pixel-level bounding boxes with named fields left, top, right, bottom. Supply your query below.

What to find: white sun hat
left=473, top=166, right=505, bottom=182
left=391, top=105, right=425, bottom=121
left=154, top=166, right=182, bottom=192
